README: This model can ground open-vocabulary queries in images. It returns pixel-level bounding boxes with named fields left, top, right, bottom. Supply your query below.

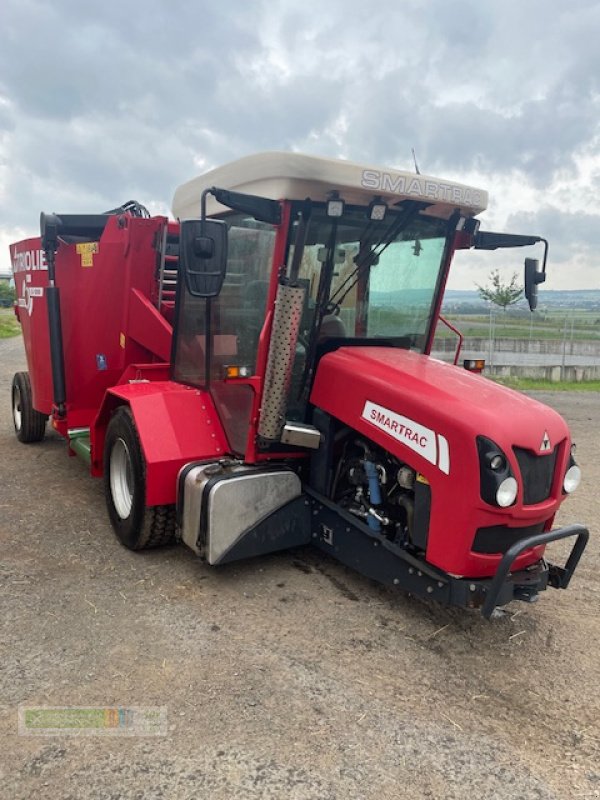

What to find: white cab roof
left=172, top=151, right=488, bottom=221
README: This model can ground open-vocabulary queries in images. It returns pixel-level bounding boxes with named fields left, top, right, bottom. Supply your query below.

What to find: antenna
left=411, top=148, right=421, bottom=175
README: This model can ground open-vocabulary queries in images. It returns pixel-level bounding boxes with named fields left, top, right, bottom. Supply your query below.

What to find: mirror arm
left=539, top=237, right=549, bottom=276
left=200, top=186, right=281, bottom=225
left=200, top=188, right=211, bottom=221
left=474, top=230, right=549, bottom=276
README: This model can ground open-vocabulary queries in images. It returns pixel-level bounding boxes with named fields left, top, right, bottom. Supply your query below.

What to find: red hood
left=311, top=347, right=569, bottom=461
left=310, top=346, right=571, bottom=576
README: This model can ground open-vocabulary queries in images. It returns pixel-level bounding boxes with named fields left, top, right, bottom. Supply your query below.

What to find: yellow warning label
left=76, top=242, right=99, bottom=267
left=119, top=332, right=126, bottom=349
left=416, top=473, right=430, bottom=485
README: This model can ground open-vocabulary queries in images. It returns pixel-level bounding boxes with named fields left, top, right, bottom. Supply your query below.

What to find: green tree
left=476, top=270, right=523, bottom=312
left=0, top=281, right=16, bottom=308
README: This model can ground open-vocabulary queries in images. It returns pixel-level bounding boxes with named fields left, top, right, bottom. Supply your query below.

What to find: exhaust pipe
left=258, top=201, right=311, bottom=442
left=258, top=282, right=305, bottom=441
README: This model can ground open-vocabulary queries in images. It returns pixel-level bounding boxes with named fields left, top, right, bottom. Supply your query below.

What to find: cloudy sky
left=1, top=0, right=599, bottom=289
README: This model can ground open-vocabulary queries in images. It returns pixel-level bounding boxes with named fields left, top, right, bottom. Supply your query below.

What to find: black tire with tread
left=103, top=406, right=176, bottom=550
left=12, top=371, right=47, bottom=443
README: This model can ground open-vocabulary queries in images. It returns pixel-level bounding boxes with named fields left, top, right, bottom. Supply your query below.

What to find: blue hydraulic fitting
left=364, top=459, right=382, bottom=531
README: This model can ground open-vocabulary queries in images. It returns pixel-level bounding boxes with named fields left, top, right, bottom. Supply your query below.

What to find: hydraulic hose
left=364, top=459, right=382, bottom=532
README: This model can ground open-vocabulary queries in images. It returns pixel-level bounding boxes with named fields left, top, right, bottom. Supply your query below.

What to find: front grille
left=513, top=446, right=557, bottom=505
left=473, top=522, right=545, bottom=554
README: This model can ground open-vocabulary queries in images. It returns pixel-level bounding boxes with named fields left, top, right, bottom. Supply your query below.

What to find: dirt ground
left=0, top=334, right=598, bottom=800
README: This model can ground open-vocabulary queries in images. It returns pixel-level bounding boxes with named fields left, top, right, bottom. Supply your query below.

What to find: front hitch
left=481, top=524, right=589, bottom=619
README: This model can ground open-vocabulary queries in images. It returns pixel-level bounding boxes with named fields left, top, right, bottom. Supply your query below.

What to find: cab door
left=172, top=214, right=278, bottom=455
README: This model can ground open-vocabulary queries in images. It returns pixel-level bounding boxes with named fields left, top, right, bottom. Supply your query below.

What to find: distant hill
left=1, top=269, right=597, bottom=310
left=443, top=289, right=600, bottom=311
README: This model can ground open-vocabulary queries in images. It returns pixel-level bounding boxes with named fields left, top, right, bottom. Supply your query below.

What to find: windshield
left=287, top=203, right=451, bottom=351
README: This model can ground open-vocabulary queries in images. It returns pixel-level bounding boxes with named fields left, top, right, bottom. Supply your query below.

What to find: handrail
left=438, top=315, right=464, bottom=365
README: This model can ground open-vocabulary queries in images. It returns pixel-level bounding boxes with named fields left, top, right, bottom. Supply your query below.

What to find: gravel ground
left=0, top=335, right=598, bottom=800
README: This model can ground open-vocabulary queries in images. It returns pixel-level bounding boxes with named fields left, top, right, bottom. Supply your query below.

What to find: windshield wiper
left=327, top=200, right=428, bottom=312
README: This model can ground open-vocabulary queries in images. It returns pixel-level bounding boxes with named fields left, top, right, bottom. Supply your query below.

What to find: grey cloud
left=507, top=206, right=600, bottom=264
left=1, top=0, right=599, bottom=287
left=418, top=89, right=598, bottom=186
left=0, top=5, right=244, bottom=122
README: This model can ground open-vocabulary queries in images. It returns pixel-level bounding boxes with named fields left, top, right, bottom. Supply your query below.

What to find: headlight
left=477, top=436, right=515, bottom=507
left=496, top=477, right=518, bottom=507
left=563, top=465, right=581, bottom=494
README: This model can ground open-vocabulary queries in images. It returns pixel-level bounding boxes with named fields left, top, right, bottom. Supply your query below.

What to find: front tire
left=12, top=372, right=47, bottom=443
left=103, top=406, right=176, bottom=550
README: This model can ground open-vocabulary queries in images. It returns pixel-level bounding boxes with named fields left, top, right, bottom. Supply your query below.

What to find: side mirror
left=180, top=219, right=228, bottom=298
left=524, top=257, right=545, bottom=311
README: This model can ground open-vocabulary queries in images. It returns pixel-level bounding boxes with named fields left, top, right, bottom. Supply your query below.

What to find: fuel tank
left=310, top=346, right=573, bottom=577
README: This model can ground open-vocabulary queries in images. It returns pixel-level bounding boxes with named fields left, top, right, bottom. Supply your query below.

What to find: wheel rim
left=12, top=384, right=22, bottom=432
left=110, top=437, right=134, bottom=519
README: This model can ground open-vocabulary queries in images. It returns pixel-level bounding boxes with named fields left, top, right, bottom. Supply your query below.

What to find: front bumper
left=479, top=523, right=589, bottom=618
left=306, top=488, right=589, bottom=619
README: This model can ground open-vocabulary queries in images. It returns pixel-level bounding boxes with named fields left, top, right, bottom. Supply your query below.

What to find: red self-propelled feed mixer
left=10, top=153, right=588, bottom=617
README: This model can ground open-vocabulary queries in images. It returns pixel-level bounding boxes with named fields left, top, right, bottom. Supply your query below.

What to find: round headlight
left=496, top=477, right=518, bottom=507
left=563, top=465, right=581, bottom=494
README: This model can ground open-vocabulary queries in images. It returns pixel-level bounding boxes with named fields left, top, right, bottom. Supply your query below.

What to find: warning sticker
left=76, top=242, right=99, bottom=267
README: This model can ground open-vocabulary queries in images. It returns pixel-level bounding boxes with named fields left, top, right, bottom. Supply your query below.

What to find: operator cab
left=170, top=153, right=489, bottom=457
left=281, top=200, right=454, bottom=419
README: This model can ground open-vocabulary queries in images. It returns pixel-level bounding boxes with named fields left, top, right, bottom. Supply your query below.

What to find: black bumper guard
left=481, top=524, right=589, bottom=619
left=304, top=488, right=588, bottom=620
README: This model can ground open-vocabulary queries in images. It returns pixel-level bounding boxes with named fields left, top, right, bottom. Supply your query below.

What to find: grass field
left=491, top=376, right=600, bottom=392
left=0, top=309, right=20, bottom=339
left=438, top=310, right=600, bottom=341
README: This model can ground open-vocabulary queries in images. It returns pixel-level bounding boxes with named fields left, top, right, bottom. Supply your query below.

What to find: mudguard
left=92, top=378, right=229, bottom=506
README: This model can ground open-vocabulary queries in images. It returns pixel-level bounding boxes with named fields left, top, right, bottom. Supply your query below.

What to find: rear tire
left=103, top=406, right=176, bottom=550
left=12, top=372, right=47, bottom=443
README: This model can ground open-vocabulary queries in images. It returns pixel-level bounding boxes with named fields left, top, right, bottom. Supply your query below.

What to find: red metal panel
left=127, top=288, right=172, bottom=363
left=93, top=381, right=229, bottom=506
left=10, top=238, right=53, bottom=414
left=52, top=215, right=168, bottom=427
left=310, top=346, right=571, bottom=578
left=11, top=215, right=174, bottom=431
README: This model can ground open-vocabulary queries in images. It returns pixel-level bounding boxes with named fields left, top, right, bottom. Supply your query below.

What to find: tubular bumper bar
left=481, top=524, right=589, bottom=619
